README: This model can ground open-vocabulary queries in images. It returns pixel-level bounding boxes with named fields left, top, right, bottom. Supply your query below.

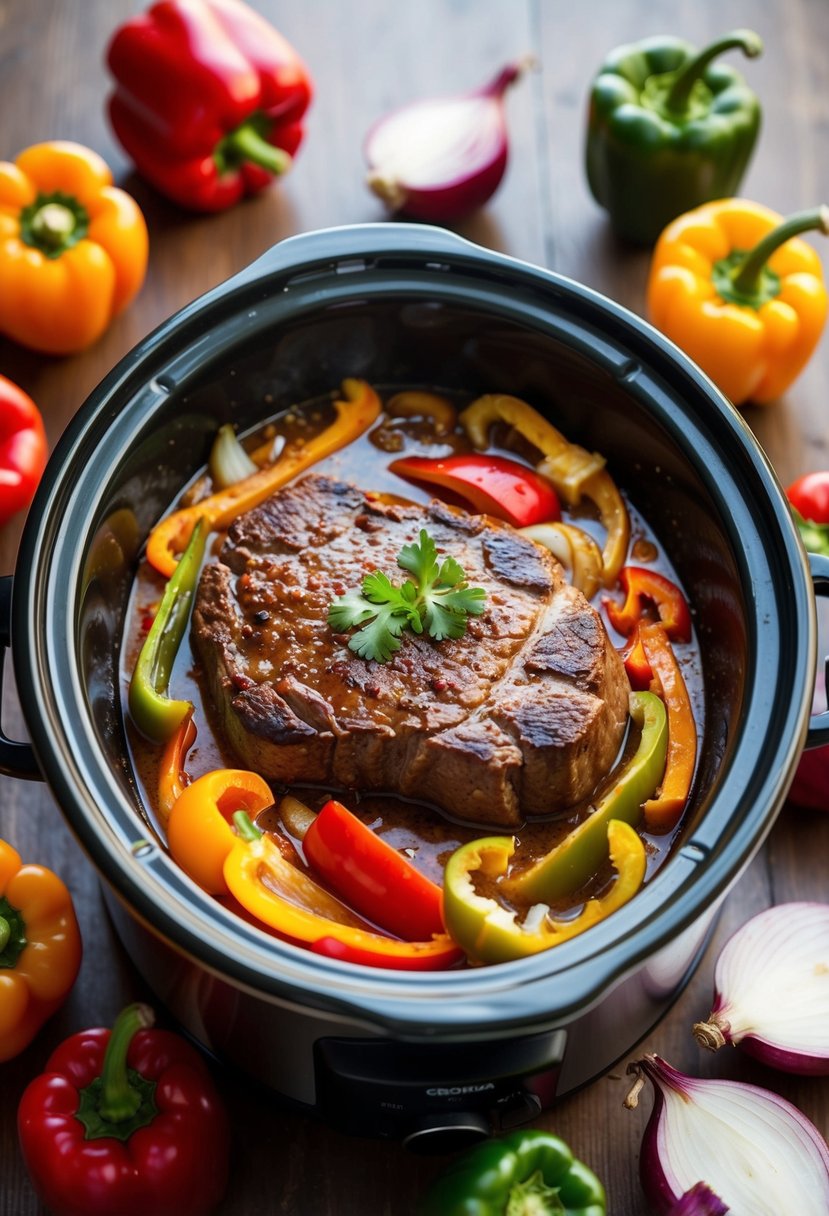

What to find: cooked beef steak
left=191, top=475, right=630, bottom=827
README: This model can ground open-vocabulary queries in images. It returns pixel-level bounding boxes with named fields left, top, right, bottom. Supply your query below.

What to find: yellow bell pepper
left=0, top=141, right=148, bottom=355
left=460, top=393, right=630, bottom=584
left=647, top=199, right=829, bottom=405
left=146, top=378, right=382, bottom=577
left=442, top=820, right=646, bottom=966
left=0, top=838, right=82, bottom=1061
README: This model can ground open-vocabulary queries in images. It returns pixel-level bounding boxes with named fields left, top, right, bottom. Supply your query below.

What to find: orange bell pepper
left=0, top=141, right=148, bottom=355
left=167, top=768, right=275, bottom=894
left=638, top=622, right=697, bottom=833
left=648, top=199, right=829, bottom=405
left=0, top=838, right=82, bottom=1062
left=146, top=378, right=382, bottom=577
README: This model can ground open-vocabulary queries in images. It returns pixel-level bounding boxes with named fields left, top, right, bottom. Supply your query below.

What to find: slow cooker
left=1, top=224, right=827, bottom=1151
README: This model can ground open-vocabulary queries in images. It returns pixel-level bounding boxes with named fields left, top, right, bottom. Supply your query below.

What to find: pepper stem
left=20, top=191, right=90, bottom=259
left=0, top=917, right=9, bottom=954
left=98, top=1003, right=155, bottom=1123
left=217, top=119, right=292, bottom=178
left=233, top=810, right=263, bottom=842
left=730, top=206, right=829, bottom=296
left=665, top=29, right=763, bottom=114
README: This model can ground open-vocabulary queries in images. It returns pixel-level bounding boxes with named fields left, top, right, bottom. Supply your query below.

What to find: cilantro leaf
left=327, top=527, right=487, bottom=663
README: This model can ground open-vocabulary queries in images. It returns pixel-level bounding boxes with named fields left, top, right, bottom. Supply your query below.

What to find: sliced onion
left=692, top=902, right=829, bottom=1074
left=209, top=423, right=257, bottom=489
left=520, top=521, right=603, bottom=599
left=625, top=1054, right=829, bottom=1215
left=279, top=794, right=316, bottom=841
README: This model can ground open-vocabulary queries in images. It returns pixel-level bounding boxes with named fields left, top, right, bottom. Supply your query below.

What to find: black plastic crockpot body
left=2, top=224, right=828, bottom=1147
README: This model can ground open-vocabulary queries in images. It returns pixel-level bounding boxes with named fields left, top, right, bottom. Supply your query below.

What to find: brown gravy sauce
left=122, top=389, right=705, bottom=920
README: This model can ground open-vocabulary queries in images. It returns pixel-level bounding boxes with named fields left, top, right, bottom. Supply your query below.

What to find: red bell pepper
left=18, top=1004, right=229, bottom=1216
left=604, top=565, right=692, bottom=643
left=388, top=452, right=560, bottom=528
left=0, top=374, right=47, bottom=527
left=311, top=934, right=462, bottom=971
left=303, top=798, right=446, bottom=941
left=106, top=0, right=313, bottom=212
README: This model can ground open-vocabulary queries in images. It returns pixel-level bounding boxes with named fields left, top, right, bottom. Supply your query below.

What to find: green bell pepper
left=417, top=1129, right=606, bottom=1216
left=502, top=692, right=667, bottom=905
left=128, top=519, right=206, bottom=743
left=586, top=29, right=763, bottom=245
left=443, top=820, right=645, bottom=966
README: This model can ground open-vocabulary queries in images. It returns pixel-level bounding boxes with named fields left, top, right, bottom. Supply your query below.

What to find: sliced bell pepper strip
left=638, top=622, right=697, bottom=832
left=225, top=815, right=463, bottom=970
left=417, top=1128, right=606, bottom=1216
left=167, top=767, right=275, bottom=895
left=157, top=710, right=197, bottom=821
left=18, top=1003, right=229, bottom=1216
left=647, top=200, right=829, bottom=405
left=0, top=838, right=82, bottom=1062
left=501, top=691, right=667, bottom=904
left=389, top=452, right=560, bottom=528
left=385, top=390, right=457, bottom=435
left=521, top=521, right=604, bottom=599
left=442, top=820, right=645, bottom=966
left=106, top=0, right=313, bottom=213
left=460, top=394, right=630, bottom=583
left=146, top=378, right=381, bottom=577
left=128, top=519, right=206, bottom=743
left=621, top=623, right=653, bottom=691
left=604, top=565, right=692, bottom=642
left=303, top=799, right=445, bottom=941
left=0, top=375, right=48, bottom=527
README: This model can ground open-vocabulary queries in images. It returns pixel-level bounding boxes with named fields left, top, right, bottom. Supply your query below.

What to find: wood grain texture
left=0, top=2, right=827, bottom=1213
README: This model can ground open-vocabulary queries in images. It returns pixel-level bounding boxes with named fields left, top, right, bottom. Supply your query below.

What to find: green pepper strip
left=417, top=1129, right=606, bottom=1216
left=128, top=520, right=206, bottom=743
left=501, top=691, right=667, bottom=905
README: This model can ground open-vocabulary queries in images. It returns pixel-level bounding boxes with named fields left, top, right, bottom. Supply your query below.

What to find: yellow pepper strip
left=385, top=390, right=457, bottom=435
left=157, top=710, right=197, bottom=823
left=460, top=394, right=630, bottom=584
left=639, top=622, right=697, bottom=833
left=442, top=821, right=645, bottom=966
left=0, top=838, right=82, bottom=1062
left=223, top=818, right=462, bottom=968
left=648, top=199, right=829, bottom=406
left=146, top=378, right=382, bottom=577
left=0, top=141, right=148, bottom=355
left=167, top=768, right=275, bottom=895
left=520, top=521, right=603, bottom=599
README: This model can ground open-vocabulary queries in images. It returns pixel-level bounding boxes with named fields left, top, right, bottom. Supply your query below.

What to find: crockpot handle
left=0, top=577, right=42, bottom=780
left=806, top=552, right=829, bottom=749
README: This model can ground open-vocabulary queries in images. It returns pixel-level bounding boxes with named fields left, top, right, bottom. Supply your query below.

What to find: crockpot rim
left=12, top=223, right=814, bottom=1035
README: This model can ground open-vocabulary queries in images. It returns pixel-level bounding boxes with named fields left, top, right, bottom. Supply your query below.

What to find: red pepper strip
left=311, top=935, right=461, bottom=972
left=604, top=565, right=692, bottom=643
left=621, top=623, right=653, bottom=691
left=106, top=0, right=313, bottom=211
left=157, top=710, right=197, bottom=821
left=638, top=623, right=697, bottom=832
left=389, top=453, right=560, bottom=528
left=303, top=799, right=446, bottom=941
left=0, top=374, right=47, bottom=527
left=18, top=1004, right=229, bottom=1216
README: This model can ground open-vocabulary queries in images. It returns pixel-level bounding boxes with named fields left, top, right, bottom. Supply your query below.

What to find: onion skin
left=667, top=1183, right=728, bottom=1215
left=363, top=59, right=532, bottom=222
left=629, top=1054, right=829, bottom=1215
left=693, top=901, right=829, bottom=1075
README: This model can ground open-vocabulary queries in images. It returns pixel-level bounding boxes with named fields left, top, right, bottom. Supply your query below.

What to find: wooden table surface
left=1, top=2, right=827, bottom=1213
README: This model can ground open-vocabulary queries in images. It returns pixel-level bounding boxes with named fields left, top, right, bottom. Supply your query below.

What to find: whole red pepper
left=0, top=375, right=47, bottom=527
left=18, top=1004, right=229, bottom=1216
left=106, top=0, right=313, bottom=212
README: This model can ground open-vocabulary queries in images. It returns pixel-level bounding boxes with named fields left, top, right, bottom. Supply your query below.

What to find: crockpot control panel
left=314, top=1030, right=565, bottom=1150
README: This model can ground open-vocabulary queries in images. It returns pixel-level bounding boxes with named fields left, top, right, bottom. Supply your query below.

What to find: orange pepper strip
left=0, top=839, right=82, bottom=1062
left=167, top=768, right=275, bottom=895
left=638, top=623, right=697, bottom=833
left=158, top=710, right=198, bottom=822
left=146, top=378, right=382, bottom=577
left=223, top=830, right=463, bottom=969
left=0, top=141, right=148, bottom=355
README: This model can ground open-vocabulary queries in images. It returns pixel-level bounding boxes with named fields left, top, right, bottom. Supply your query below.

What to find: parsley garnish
left=327, top=529, right=487, bottom=663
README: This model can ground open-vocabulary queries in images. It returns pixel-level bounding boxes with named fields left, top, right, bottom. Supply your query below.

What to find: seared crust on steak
left=191, top=475, right=630, bottom=827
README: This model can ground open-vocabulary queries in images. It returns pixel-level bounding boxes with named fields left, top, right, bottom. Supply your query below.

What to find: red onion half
left=363, top=59, right=532, bottom=222
left=625, top=1054, right=829, bottom=1215
left=693, top=902, right=829, bottom=1074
